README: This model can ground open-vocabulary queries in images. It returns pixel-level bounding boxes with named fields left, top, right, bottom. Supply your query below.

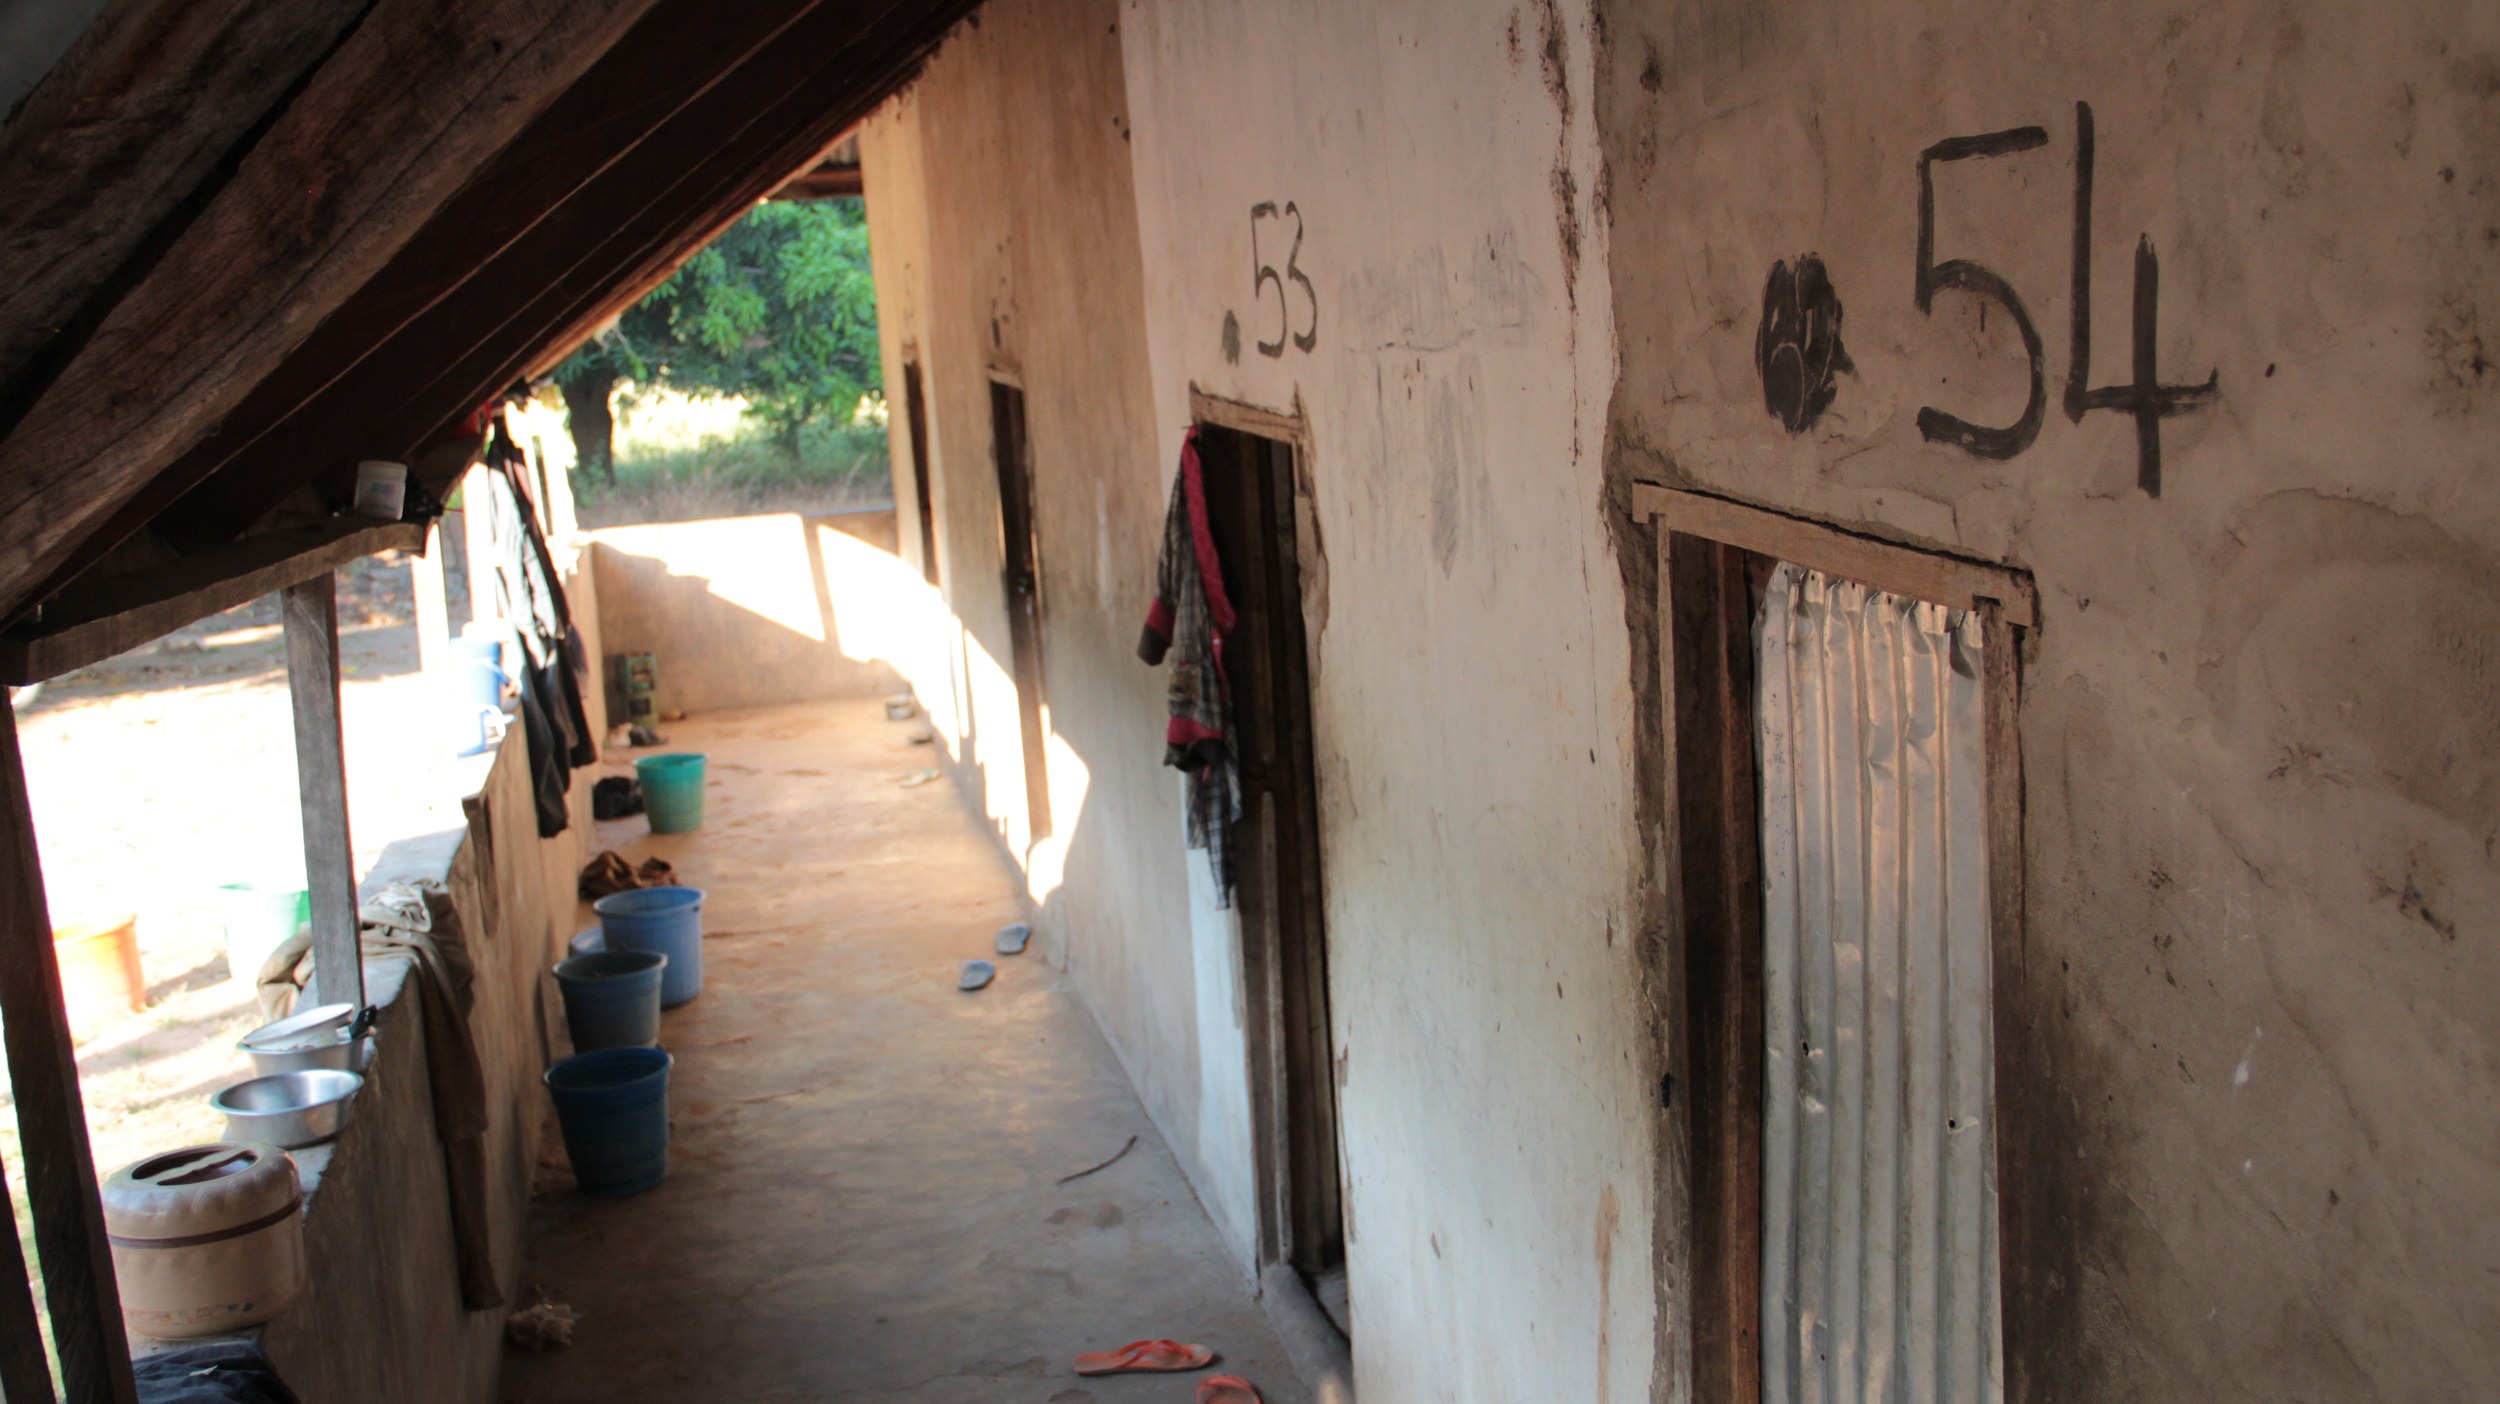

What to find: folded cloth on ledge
left=357, top=881, right=432, bottom=935
left=252, top=886, right=501, bottom=1311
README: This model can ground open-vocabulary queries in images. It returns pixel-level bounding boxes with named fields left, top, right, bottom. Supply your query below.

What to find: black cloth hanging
left=519, top=665, right=573, bottom=839
left=483, top=412, right=597, bottom=829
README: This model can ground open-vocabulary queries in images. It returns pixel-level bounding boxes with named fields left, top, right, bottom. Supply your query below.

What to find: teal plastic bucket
left=544, top=1046, right=674, bottom=1197
left=213, top=883, right=309, bottom=985
left=634, top=753, right=708, bottom=833
left=554, top=950, right=667, bottom=1052
left=593, top=886, right=705, bottom=1008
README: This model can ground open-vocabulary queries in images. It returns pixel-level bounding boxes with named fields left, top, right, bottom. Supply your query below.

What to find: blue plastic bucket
left=634, top=753, right=708, bottom=833
left=554, top=950, right=667, bottom=1052
left=568, top=928, right=606, bottom=958
left=592, top=886, right=705, bottom=1008
left=450, top=636, right=505, bottom=711
left=544, top=1046, right=673, bottom=1197
left=449, top=637, right=509, bottom=758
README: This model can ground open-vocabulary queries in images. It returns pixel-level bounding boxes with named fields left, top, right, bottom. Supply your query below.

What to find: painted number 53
left=1251, top=201, right=1318, bottom=358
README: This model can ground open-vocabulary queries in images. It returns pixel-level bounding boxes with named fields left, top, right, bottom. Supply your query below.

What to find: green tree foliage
left=554, top=198, right=879, bottom=474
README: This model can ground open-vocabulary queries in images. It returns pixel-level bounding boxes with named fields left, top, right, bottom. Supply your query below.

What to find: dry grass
left=572, top=388, right=891, bottom=528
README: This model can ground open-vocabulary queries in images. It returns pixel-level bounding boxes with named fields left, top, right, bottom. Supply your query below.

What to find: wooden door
left=1199, top=423, right=1343, bottom=1310
left=989, top=380, right=1050, bottom=839
left=904, top=361, right=937, bottom=585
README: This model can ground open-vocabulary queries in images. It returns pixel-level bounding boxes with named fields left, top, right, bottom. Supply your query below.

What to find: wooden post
left=0, top=1161, right=57, bottom=1403
left=411, top=521, right=452, bottom=679
left=410, top=525, right=454, bottom=783
left=283, top=574, right=363, bottom=1012
left=0, top=705, right=135, bottom=1404
left=462, top=468, right=502, bottom=629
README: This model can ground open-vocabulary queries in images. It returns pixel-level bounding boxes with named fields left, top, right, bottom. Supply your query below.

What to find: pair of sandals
left=1072, top=1339, right=1260, bottom=1402
left=959, top=923, right=1035, bottom=991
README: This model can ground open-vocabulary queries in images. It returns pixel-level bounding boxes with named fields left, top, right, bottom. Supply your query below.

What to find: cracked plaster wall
left=1597, top=0, right=2500, bottom=1396
left=1119, top=1, right=1643, bottom=1399
left=858, top=0, right=1234, bottom=1271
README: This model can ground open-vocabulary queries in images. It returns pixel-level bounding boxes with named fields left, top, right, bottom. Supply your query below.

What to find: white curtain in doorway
left=1755, top=563, right=2001, bottom=1404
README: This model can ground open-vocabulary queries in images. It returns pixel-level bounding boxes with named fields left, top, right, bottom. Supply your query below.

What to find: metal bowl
left=210, top=1069, right=363, bottom=1149
left=239, top=1035, right=370, bottom=1078
left=239, top=1003, right=355, bottom=1050
left=238, top=1005, right=361, bottom=1077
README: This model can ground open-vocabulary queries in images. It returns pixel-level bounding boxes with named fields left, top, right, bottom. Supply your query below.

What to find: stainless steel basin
left=211, top=1069, right=363, bottom=1149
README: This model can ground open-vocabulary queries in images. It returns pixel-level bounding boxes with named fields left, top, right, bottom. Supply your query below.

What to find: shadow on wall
left=589, top=510, right=933, bottom=716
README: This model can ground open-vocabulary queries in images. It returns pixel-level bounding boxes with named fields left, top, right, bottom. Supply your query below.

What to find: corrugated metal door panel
left=1757, top=563, right=2003, bottom=1404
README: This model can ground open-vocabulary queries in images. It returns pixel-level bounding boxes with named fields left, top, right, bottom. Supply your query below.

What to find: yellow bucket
left=55, top=916, right=144, bottom=1037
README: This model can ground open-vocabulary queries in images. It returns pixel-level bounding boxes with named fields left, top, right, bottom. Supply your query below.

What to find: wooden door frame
left=1187, top=388, right=1344, bottom=1279
left=1635, top=484, right=2036, bottom=1403
left=987, top=374, right=1049, bottom=840
left=901, top=356, right=938, bottom=586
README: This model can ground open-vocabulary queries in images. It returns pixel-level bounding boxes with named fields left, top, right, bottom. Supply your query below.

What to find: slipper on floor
left=1197, top=1376, right=1262, bottom=1404
left=995, top=922, right=1033, bottom=955
left=1071, top=1339, right=1215, bottom=1375
left=958, top=959, right=995, bottom=991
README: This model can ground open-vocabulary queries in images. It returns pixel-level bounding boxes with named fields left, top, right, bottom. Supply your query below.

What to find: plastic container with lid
left=103, top=1143, right=304, bottom=1339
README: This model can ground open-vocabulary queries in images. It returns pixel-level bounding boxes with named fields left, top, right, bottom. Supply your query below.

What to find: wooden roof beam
left=26, top=0, right=849, bottom=601
left=156, top=0, right=973, bottom=548
left=770, top=159, right=865, bottom=201
left=0, top=0, right=670, bottom=621
left=417, top=14, right=964, bottom=450
left=0, top=0, right=368, bottom=398
left=0, top=518, right=423, bottom=685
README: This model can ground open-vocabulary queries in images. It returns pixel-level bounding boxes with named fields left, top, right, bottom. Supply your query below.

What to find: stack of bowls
left=236, top=1004, right=363, bottom=1076
left=213, top=1005, right=369, bottom=1152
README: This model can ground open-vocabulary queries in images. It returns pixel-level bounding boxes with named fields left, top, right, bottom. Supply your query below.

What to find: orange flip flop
left=1071, top=1339, right=1216, bottom=1375
left=1198, top=1376, right=1263, bottom=1404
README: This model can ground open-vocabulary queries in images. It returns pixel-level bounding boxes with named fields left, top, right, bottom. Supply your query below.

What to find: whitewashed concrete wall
left=586, top=513, right=907, bottom=716
left=858, top=0, right=1240, bottom=1261
left=1597, top=0, right=2500, bottom=1397
left=1120, top=3, right=1648, bottom=1400
left=870, top=0, right=2500, bottom=1398
left=866, top=6, right=1655, bottom=1397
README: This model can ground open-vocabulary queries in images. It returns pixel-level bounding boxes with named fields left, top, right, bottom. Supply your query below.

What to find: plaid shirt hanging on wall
left=1136, top=427, right=1240, bottom=907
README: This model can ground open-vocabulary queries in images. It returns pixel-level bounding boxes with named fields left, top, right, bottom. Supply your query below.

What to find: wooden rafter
left=424, top=17, right=952, bottom=442
left=40, top=0, right=851, bottom=582
left=770, top=160, right=866, bottom=201
left=0, top=519, right=422, bottom=686
left=161, top=0, right=974, bottom=549
left=0, top=0, right=670, bottom=621
left=0, top=0, right=367, bottom=399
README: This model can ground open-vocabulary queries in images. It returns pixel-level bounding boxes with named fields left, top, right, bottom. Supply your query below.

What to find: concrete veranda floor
left=501, top=699, right=1309, bottom=1404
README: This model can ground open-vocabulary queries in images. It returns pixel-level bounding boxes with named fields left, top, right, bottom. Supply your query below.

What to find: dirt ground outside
left=3, top=551, right=479, bottom=1338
